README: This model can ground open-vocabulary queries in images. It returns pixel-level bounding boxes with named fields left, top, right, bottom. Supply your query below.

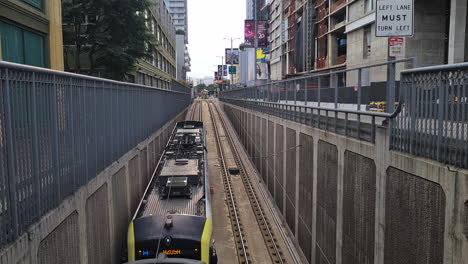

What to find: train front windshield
left=128, top=215, right=213, bottom=263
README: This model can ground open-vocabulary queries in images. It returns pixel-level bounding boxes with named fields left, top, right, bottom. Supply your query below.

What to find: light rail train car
left=125, top=121, right=217, bottom=264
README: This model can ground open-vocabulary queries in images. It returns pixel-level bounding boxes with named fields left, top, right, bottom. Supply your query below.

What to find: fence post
left=32, top=72, right=41, bottom=217
left=304, top=78, right=308, bottom=106
left=294, top=80, right=297, bottom=105
left=333, top=73, right=338, bottom=109
left=387, top=61, right=396, bottom=113
left=357, top=68, right=362, bottom=110
left=409, top=73, right=417, bottom=154
left=436, top=71, right=445, bottom=161
left=51, top=75, right=61, bottom=202
left=4, top=68, right=19, bottom=238
left=318, top=76, right=321, bottom=107
left=71, top=77, right=78, bottom=187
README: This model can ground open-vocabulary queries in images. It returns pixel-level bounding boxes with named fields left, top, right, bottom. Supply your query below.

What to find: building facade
left=0, top=0, right=64, bottom=70
left=175, top=33, right=191, bottom=81
left=345, top=0, right=467, bottom=85
left=165, top=0, right=190, bottom=80
left=269, top=0, right=285, bottom=80
left=135, top=0, right=177, bottom=90
left=165, top=0, right=188, bottom=42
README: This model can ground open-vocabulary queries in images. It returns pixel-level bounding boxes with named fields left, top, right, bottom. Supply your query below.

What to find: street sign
left=389, top=37, right=405, bottom=57
left=376, top=0, right=414, bottom=37
left=229, top=66, right=236, bottom=74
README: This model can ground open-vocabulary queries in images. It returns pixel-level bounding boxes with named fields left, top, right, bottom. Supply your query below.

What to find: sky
left=187, top=0, right=246, bottom=79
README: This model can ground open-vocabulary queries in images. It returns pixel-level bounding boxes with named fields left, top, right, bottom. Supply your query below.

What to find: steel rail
left=189, top=101, right=198, bottom=121
left=219, top=104, right=304, bottom=264
left=198, top=101, right=203, bottom=122
left=210, top=102, right=285, bottom=264
left=208, top=103, right=250, bottom=264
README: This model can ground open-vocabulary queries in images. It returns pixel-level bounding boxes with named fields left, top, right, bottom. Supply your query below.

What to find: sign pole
left=254, top=0, right=258, bottom=86
left=230, top=38, right=234, bottom=89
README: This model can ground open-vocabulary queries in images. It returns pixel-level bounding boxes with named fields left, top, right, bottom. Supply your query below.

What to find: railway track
left=208, top=101, right=286, bottom=264
left=208, top=102, right=250, bottom=264
left=189, top=100, right=203, bottom=121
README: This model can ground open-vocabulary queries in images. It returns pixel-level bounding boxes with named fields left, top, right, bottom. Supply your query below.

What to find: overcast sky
left=187, top=0, right=246, bottom=79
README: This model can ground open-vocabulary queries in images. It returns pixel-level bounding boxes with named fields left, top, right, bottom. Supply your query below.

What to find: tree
left=207, top=84, right=217, bottom=91
left=194, top=83, right=207, bottom=93
left=63, top=0, right=154, bottom=80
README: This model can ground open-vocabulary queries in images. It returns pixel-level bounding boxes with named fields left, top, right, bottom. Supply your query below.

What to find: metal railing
left=0, top=61, right=191, bottom=248
left=220, top=59, right=415, bottom=143
left=391, top=62, right=468, bottom=169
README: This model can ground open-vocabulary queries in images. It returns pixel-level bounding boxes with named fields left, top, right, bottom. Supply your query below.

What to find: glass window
left=21, top=0, right=43, bottom=10
left=364, top=0, right=373, bottom=13
left=0, top=22, right=24, bottom=63
left=0, top=22, right=45, bottom=67
left=24, top=31, right=45, bottom=67
left=363, top=25, right=372, bottom=58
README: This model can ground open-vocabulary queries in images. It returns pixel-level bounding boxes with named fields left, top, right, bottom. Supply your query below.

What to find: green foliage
left=194, top=83, right=206, bottom=92
left=207, top=84, right=216, bottom=91
left=63, top=0, right=154, bottom=80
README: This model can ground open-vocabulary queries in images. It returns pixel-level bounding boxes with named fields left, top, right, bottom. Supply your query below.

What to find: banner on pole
left=225, top=48, right=240, bottom=64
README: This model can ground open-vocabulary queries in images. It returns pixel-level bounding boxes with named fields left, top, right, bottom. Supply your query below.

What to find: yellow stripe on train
left=127, top=221, right=135, bottom=262
left=201, top=218, right=213, bottom=264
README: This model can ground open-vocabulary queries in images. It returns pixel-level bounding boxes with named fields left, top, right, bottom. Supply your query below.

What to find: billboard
left=244, top=20, right=268, bottom=48
left=257, top=20, right=268, bottom=47
left=256, top=48, right=267, bottom=63
left=225, top=48, right=240, bottom=64
left=256, top=63, right=268, bottom=80
left=244, top=20, right=255, bottom=47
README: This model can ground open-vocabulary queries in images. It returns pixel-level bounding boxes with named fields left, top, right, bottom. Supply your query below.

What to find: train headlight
left=164, top=235, right=172, bottom=247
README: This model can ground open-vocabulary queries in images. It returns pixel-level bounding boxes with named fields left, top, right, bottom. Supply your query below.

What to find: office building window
left=21, top=0, right=43, bottom=10
left=364, top=0, right=373, bottom=13
left=363, top=25, right=372, bottom=58
left=0, top=22, right=45, bottom=67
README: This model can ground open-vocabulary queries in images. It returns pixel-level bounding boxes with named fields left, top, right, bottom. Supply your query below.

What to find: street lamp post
left=224, top=37, right=240, bottom=90
left=216, top=56, right=225, bottom=91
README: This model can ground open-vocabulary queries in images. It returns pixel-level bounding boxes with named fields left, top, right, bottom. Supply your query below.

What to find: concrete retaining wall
left=222, top=102, right=468, bottom=264
left=0, top=110, right=187, bottom=264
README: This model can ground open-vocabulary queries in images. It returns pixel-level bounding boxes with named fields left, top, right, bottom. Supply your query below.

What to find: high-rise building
left=0, top=0, right=64, bottom=70
left=135, top=0, right=177, bottom=89
left=62, top=0, right=176, bottom=89
left=165, top=0, right=188, bottom=43
left=165, top=0, right=190, bottom=80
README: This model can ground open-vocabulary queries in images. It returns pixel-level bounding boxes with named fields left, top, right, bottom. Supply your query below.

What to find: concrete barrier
left=221, top=102, right=468, bottom=264
left=0, top=110, right=187, bottom=264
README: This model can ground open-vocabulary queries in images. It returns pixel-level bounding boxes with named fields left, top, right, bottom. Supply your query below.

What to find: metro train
left=125, top=121, right=217, bottom=264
